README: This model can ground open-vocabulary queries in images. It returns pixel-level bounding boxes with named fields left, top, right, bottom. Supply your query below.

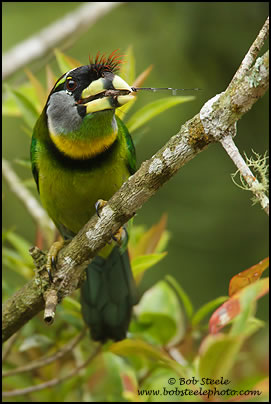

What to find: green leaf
left=126, top=96, right=195, bottom=133
left=137, top=313, right=177, bottom=345
left=61, top=296, right=81, bottom=318
left=83, top=352, right=136, bottom=402
left=136, top=280, right=186, bottom=345
left=3, top=84, right=39, bottom=117
left=5, top=85, right=39, bottom=128
left=24, top=68, right=46, bottom=106
left=132, top=64, right=153, bottom=88
left=165, top=275, right=194, bottom=320
left=46, top=64, right=57, bottom=93
left=110, top=339, right=187, bottom=377
left=140, top=368, right=185, bottom=401
left=120, top=64, right=154, bottom=121
left=191, top=296, right=228, bottom=327
left=116, top=97, right=136, bottom=120
left=131, top=252, right=167, bottom=278
left=130, top=213, right=168, bottom=258
left=119, top=45, right=135, bottom=85
left=238, top=316, right=265, bottom=339
left=116, top=47, right=137, bottom=119
left=2, top=94, right=21, bottom=116
left=230, top=278, right=268, bottom=337
left=3, top=247, right=33, bottom=279
left=54, top=49, right=80, bottom=74
left=3, top=230, right=34, bottom=279
left=4, top=231, right=33, bottom=265
left=198, top=333, right=243, bottom=380
left=155, top=230, right=170, bottom=254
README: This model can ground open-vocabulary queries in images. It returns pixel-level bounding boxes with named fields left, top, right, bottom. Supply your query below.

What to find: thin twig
left=2, top=159, right=55, bottom=245
left=2, top=2, right=124, bottom=79
left=220, top=135, right=269, bottom=215
left=2, top=332, right=20, bottom=362
left=2, top=327, right=87, bottom=377
left=2, top=343, right=101, bottom=397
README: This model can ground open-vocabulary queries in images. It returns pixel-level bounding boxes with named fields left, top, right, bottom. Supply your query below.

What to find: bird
left=30, top=51, right=138, bottom=342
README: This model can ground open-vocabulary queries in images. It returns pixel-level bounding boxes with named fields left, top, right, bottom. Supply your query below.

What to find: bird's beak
left=79, top=75, right=134, bottom=114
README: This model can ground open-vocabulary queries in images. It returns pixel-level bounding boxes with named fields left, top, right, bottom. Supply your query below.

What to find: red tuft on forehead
left=89, top=50, right=124, bottom=74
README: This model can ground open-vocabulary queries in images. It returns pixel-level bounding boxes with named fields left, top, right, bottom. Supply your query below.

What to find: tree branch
left=2, top=327, right=87, bottom=377
left=2, top=344, right=101, bottom=397
left=230, top=16, right=269, bottom=86
left=2, top=20, right=269, bottom=343
left=2, top=2, right=124, bottom=79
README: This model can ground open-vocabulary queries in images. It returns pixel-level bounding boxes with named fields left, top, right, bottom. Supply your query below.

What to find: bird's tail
left=80, top=246, right=138, bottom=342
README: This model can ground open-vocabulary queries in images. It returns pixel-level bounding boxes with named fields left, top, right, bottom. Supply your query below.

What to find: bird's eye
left=66, top=79, right=77, bottom=91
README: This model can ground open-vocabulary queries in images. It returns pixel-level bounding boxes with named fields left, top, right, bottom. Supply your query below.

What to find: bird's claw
left=112, top=226, right=127, bottom=244
left=46, top=240, right=65, bottom=283
left=95, top=199, right=108, bottom=218
left=112, top=226, right=129, bottom=252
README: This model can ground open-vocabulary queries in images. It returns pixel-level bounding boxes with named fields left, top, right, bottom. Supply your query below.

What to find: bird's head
left=44, top=51, right=134, bottom=159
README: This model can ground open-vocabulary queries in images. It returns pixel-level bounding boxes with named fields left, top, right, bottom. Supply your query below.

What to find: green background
left=3, top=2, right=269, bottom=318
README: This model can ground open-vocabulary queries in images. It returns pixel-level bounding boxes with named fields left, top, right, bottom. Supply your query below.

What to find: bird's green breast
left=36, top=125, right=131, bottom=236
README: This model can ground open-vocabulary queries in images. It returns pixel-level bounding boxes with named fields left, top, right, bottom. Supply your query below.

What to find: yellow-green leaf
left=165, top=275, right=194, bottom=320
left=129, top=213, right=168, bottom=259
left=54, top=49, right=80, bottom=74
left=132, top=64, right=153, bottom=88
left=110, top=339, right=185, bottom=375
left=46, top=65, right=57, bottom=94
left=119, top=45, right=135, bottom=85
left=4, top=231, right=33, bottom=265
left=126, top=96, right=195, bottom=133
left=24, top=68, right=46, bottom=107
left=230, top=278, right=269, bottom=337
left=2, top=94, right=21, bottom=117
left=136, top=280, right=186, bottom=345
left=6, top=85, right=39, bottom=128
left=3, top=247, right=33, bottom=279
left=191, top=296, right=228, bottom=326
left=131, top=252, right=167, bottom=279
left=199, top=334, right=242, bottom=381
left=116, top=97, right=136, bottom=120
left=117, top=64, right=154, bottom=120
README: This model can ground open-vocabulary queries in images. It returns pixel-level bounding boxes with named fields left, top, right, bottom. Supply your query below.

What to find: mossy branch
left=2, top=18, right=269, bottom=343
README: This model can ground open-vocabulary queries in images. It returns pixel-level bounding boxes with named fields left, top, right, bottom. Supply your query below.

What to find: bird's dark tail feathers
left=80, top=246, right=138, bottom=342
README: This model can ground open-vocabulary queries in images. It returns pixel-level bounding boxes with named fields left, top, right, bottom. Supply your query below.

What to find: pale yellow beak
left=80, top=75, right=134, bottom=114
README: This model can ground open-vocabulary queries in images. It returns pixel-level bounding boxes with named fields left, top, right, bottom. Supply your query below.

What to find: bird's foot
left=95, top=199, right=108, bottom=218
left=46, top=239, right=66, bottom=282
left=112, top=226, right=128, bottom=246
left=113, top=226, right=129, bottom=253
left=95, top=199, right=128, bottom=250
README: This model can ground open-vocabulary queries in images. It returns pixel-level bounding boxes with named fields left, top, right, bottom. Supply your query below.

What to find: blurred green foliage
left=2, top=2, right=269, bottom=401
left=3, top=2, right=268, bottom=317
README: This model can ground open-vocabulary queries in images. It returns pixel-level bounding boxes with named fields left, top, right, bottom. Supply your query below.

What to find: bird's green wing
left=30, top=109, right=49, bottom=194
left=116, top=116, right=136, bottom=175
left=30, top=136, right=40, bottom=193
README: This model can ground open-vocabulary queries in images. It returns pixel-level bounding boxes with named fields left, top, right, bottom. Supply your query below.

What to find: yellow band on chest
left=49, top=130, right=117, bottom=159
